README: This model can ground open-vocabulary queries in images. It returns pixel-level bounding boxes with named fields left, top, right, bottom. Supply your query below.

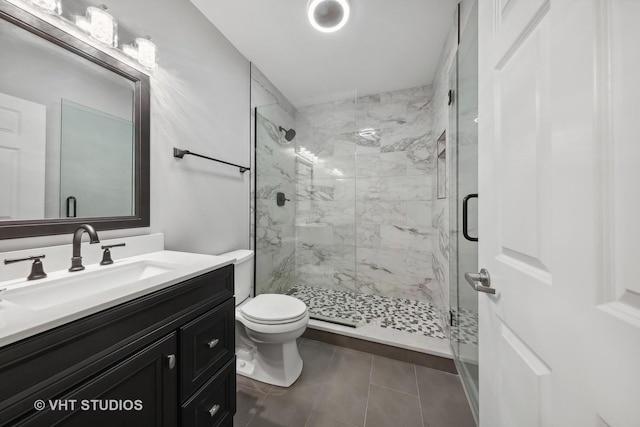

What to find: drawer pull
left=208, top=404, right=220, bottom=417
left=206, top=338, right=219, bottom=349
left=167, top=354, right=176, bottom=369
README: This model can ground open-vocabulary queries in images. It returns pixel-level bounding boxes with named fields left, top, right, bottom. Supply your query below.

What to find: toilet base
left=236, top=339, right=303, bottom=387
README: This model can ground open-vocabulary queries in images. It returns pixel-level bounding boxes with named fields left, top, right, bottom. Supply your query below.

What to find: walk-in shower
left=249, top=1, right=478, bottom=369
left=252, top=80, right=450, bottom=354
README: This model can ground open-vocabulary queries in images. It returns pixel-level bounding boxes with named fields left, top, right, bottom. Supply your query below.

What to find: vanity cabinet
left=0, top=264, right=236, bottom=427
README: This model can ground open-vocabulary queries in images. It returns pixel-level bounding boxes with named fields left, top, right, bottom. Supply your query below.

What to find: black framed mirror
left=0, top=1, right=150, bottom=239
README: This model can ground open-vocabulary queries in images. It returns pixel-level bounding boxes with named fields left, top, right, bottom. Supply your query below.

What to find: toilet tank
left=218, top=250, right=254, bottom=304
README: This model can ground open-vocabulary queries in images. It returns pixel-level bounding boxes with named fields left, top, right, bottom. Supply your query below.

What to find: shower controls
left=276, top=192, right=290, bottom=207
left=464, top=269, right=495, bottom=294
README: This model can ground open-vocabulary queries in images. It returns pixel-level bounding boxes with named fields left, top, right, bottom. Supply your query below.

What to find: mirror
left=0, top=2, right=149, bottom=239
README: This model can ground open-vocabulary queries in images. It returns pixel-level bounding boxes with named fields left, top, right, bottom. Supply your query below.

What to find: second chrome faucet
left=69, top=224, right=100, bottom=272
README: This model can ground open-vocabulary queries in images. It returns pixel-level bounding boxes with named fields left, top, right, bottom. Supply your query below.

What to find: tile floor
left=235, top=338, right=476, bottom=427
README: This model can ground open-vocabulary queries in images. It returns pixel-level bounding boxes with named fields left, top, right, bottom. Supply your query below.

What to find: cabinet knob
left=206, top=338, right=219, bottom=349
left=208, top=404, right=220, bottom=417
left=167, top=354, right=176, bottom=369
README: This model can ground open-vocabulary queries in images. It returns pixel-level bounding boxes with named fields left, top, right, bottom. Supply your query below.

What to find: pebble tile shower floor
left=288, top=285, right=447, bottom=339
left=235, top=338, right=476, bottom=427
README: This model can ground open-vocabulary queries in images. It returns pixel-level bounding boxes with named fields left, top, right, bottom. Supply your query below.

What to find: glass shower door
left=293, top=93, right=358, bottom=326
left=450, top=0, right=479, bottom=421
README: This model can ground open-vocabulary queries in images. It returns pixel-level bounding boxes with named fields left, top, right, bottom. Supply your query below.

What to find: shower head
left=279, top=126, right=296, bottom=142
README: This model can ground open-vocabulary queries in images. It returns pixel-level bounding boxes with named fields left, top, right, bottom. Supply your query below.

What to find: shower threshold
left=288, top=285, right=453, bottom=358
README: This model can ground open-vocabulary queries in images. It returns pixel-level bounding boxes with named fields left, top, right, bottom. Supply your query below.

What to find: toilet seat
left=240, top=294, right=307, bottom=325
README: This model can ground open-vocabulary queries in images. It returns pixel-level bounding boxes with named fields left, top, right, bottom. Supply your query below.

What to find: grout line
left=368, top=382, right=421, bottom=398
left=363, top=354, right=373, bottom=427
left=415, top=364, right=426, bottom=427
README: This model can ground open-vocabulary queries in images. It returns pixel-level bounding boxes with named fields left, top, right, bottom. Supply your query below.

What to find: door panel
left=479, top=0, right=640, bottom=426
left=604, top=0, right=640, bottom=327
left=497, top=322, right=551, bottom=427
left=496, top=14, right=551, bottom=272
left=0, top=92, right=46, bottom=220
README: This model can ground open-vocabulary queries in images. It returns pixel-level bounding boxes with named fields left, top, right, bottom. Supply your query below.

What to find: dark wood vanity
left=0, top=265, right=236, bottom=426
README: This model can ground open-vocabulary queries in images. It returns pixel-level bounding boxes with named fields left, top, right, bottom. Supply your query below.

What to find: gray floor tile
left=415, top=366, right=476, bottom=427
left=370, top=355, right=419, bottom=395
left=312, top=381, right=368, bottom=427
left=365, top=384, right=423, bottom=427
left=235, top=375, right=272, bottom=427
left=323, top=347, right=373, bottom=391
left=297, top=339, right=336, bottom=385
left=235, top=339, right=476, bottom=427
left=312, top=346, right=372, bottom=426
left=306, top=410, right=360, bottom=427
left=247, top=381, right=322, bottom=427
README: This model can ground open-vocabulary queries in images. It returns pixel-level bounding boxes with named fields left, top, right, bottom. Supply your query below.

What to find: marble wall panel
left=292, top=85, right=439, bottom=306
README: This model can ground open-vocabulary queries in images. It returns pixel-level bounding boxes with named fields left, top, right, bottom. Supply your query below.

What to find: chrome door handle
left=464, top=268, right=495, bottom=294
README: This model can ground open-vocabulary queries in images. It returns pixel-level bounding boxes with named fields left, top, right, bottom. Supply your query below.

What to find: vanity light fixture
left=123, top=36, right=158, bottom=70
left=307, top=0, right=350, bottom=33
left=75, top=5, right=118, bottom=48
left=26, top=0, right=61, bottom=14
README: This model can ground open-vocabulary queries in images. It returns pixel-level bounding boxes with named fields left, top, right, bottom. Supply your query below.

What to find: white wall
left=0, top=0, right=251, bottom=256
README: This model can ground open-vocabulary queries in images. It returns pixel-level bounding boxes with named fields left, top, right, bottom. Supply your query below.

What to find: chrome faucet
left=69, top=224, right=100, bottom=272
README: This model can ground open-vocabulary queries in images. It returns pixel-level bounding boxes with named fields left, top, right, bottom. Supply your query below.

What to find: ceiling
left=190, top=0, right=458, bottom=107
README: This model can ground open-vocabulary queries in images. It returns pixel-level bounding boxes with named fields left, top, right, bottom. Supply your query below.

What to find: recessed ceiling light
left=307, top=0, right=350, bottom=33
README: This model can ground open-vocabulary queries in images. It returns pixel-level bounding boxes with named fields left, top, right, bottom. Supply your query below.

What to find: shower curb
left=303, top=328, right=458, bottom=374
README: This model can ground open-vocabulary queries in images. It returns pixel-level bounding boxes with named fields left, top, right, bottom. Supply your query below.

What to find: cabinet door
left=18, top=333, right=178, bottom=427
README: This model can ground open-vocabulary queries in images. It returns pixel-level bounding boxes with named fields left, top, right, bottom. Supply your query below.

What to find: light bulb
left=28, top=0, right=61, bottom=14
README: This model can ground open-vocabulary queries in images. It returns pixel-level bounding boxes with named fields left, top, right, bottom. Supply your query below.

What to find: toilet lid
left=240, top=294, right=307, bottom=324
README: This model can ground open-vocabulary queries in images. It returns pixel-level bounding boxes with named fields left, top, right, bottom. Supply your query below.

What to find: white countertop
left=0, top=250, right=233, bottom=348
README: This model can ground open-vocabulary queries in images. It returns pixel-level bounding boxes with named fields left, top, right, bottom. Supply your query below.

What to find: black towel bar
left=173, top=147, right=250, bottom=173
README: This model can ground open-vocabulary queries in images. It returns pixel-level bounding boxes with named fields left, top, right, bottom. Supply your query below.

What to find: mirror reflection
left=0, top=15, right=135, bottom=221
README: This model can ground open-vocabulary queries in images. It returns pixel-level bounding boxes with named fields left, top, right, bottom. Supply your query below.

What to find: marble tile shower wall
left=255, top=105, right=297, bottom=295
left=294, top=86, right=438, bottom=303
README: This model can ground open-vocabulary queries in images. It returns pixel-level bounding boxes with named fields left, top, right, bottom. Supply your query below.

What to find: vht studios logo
left=34, top=399, right=143, bottom=412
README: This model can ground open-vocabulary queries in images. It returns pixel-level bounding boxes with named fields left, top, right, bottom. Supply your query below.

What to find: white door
left=478, top=1, right=640, bottom=426
left=0, top=92, right=46, bottom=220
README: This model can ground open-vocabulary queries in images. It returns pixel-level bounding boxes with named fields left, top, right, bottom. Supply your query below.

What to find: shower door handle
left=464, top=269, right=495, bottom=294
left=66, top=196, right=77, bottom=218
left=462, top=193, right=478, bottom=242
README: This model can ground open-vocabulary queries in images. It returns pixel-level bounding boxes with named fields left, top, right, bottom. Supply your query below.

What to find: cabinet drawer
left=181, top=357, right=235, bottom=427
left=180, top=298, right=235, bottom=400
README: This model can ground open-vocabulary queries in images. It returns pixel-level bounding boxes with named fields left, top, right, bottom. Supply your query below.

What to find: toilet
left=218, top=250, right=309, bottom=387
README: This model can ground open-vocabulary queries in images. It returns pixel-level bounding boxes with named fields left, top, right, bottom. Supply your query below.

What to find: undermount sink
left=1, top=260, right=179, bottom=311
